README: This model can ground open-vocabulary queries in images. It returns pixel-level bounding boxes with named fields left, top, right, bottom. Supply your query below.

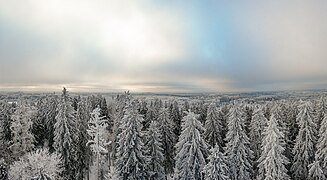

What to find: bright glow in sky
left=1, top=0, right=327, bottom=93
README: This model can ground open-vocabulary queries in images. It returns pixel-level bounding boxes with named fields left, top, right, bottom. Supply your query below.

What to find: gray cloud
left=1, top=0, right=327, bottom=92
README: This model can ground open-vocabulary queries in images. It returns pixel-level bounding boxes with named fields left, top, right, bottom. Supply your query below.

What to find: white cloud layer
left=1, top=0, right=327, bottom=92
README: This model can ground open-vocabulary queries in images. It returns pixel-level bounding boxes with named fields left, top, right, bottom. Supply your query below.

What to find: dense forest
left=0, top=88, right=327, bottom=180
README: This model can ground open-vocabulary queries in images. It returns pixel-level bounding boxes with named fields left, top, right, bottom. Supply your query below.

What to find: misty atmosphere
left=1, top=1, right=327, bottom=180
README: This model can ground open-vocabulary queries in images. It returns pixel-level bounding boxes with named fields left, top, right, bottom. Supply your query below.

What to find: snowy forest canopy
left=0, top=88, right=327, bottom=180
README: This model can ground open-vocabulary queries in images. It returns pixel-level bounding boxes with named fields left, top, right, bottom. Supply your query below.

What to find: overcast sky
left=1, top=0, right=327, bottom=93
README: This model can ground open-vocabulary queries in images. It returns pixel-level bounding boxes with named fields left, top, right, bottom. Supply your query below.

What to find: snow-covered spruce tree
left=107, top=166, right=119, bottom=180
left=144, top=98, right=161, bottom=131
left=286, top=101, right=299, bottom=143
left=153, top=98, right=162, bottom=116
left=100, top=97, right=108, bottom=118
left=0, top=102, right=6, bottom=144
left=32, top=98, right=50, bottom=149
left=106, top=98, right=116, bottom=133
left=316, top=111, right=327, bottom=176
left=271, top=102, right=289, bottom=144
left=198, top=101, right=208, bottom=125
left=243, top=104, right=253, bottom=135
left=257, top=113, right=290, bottom=180
left=86, top=95, right=98, bottom=110
left=0, top=101, right=10, bottom=160
left=72, top=96, right=79, bottom=111
left=169, top=100, right=182, bottom=137
left=138, top=99, right=148, bottom=117
left=87, top=107, right=108, bottom=180
left=43, top=94, right=58, bottom=152
left=0, top=101, right=14, bottom=144
left=0, top=158, right=8, bottom=180
left=157, top=108, right=176, bottom=175
left=284, top=101, right=299, bottom=173
left=250, top=105, right=268, bottom=158
left=204, top=102, right=223, bottom=150
left=203, top=145, right=229, bottom=180
left=263, top=102, right=273, bottom=120
left=291, top=100, right=317, bottom=180
left=10, top=101, right=35, bottom=160
left=76, top=99, right=92, bottom=180
left=115, top=100, right=147, bottom=180
left=308, top=158, right=325, bottom=180
left=144, top=101, right=155, bottom=130
left=314, top=97, right=326, bottom=131
left=144, top=121, right=165, bottom=180
left=174, top=110, right=208, bottom=180
left=53, top=88, right=78, bottom=179
left=9, top=148, right=62, bottom=180
left=224, top=104, right=253, bottom=180
left=249, top=104, right=267, bottom=176
left=219, top=105, right=229, bottom=146
left=183, top=100, right=190, bottom=112
left=109, top=91, right=131, bottom=166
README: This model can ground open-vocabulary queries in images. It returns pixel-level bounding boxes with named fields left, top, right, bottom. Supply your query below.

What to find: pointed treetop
left=62, top=87, right=67, bottom=96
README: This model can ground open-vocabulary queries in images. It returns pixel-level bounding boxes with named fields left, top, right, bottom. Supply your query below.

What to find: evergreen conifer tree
left=75, top=99, right=91, bottom=180
left=87, top=107, right=108, bottom=180
left=204, top=102, right=223, bottom=150
left=10, top=101, right=35, bottom=160
left=169, top=100, right=182, bottom=137
left=257, top=113, right=290, bottom=180
left=224, top=104, right=253, bottom=180
left=203, top=145, right=229, bottom=180
left=174, top=110, right=208, bottom=180
left=314, top=97, right=326, bottom=129
left=157, top=108, right=176, bottom=175
left=249, top=105, right=268, bottom=176
left=144, top=121, right=165, bottom=180
left=291, top=101, right=317, bottom=180
left=308, top=158, right=325, bottom=180
left=53, top=88, right=78, bottom=179
left=315, top=111, right=327, bottom=176
left=115, top=100, right=147, bottom=179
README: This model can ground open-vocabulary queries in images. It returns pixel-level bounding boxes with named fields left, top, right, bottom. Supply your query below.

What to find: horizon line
left=1, top=87, right=326, bottom=95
